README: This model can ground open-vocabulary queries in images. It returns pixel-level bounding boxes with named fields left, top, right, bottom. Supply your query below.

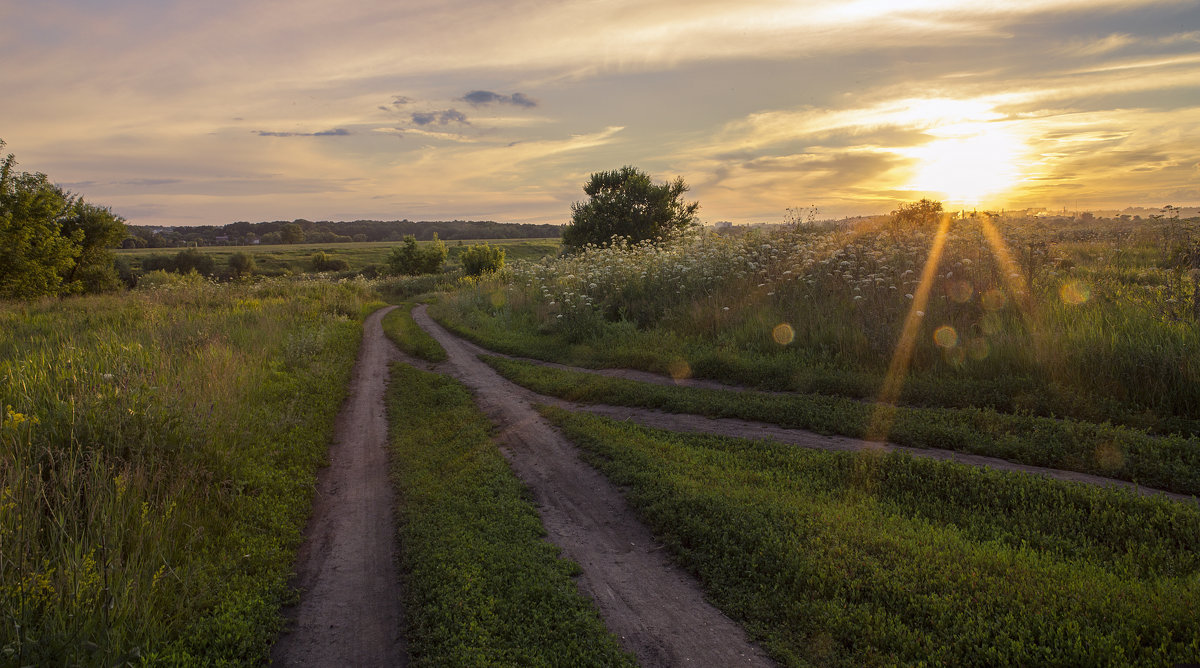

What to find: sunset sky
left=2, top=0, right=1198, bottom=227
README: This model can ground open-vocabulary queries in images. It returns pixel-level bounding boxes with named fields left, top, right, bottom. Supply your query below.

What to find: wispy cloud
left=411, top=110, right=469, bottom=126
left=461, top=90, right=538, bottom=107
left=253, top=128, right=352, bottom=137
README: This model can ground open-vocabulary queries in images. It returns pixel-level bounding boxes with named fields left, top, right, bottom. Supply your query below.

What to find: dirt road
left=412, top=306, right=774, bottom=667
left=272, top=306, right=407, bottom=666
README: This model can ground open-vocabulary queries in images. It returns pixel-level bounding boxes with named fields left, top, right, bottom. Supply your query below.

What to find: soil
left=272, top=306, right=407, bottom=667
left=411, top=306, right=775, bottom=667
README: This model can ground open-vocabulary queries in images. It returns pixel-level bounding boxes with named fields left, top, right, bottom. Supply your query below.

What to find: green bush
left=459, top=242, right=505, bottom=277
left=309, top=251, right=349, bottom=272
left=387, top=234, right=447, bottom=275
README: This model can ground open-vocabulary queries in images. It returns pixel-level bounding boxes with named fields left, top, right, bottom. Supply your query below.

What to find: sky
left=1, top=0, right=1198, bottom=227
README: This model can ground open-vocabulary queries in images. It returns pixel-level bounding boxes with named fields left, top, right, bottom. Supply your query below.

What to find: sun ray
left=865, top=211, right=953, bottom=441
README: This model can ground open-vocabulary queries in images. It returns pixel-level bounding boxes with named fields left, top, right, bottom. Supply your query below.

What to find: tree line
left=125, top=218, right=563, bottom=248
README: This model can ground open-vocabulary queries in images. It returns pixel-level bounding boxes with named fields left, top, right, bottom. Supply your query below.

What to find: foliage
left=228, top=251, right=255, bottom=278
left=123, top=219, right=563, bottom=249
left=483, top=355, right=1200, bottom=497
left=562, top=166, right=699, bottom=248
left=0, top=277, right=382, bottom=663
left=385, top=364, right=634, bottom=666
left=459, top=242, right=506, bottom=277
left=544, top=408, right=1200, bottom=666
left=279, top=223, right=304, bottom=244
left=0, top=141, right=126, bottom=299
left=387, top=234, right=447, bottom=275
left=309, top=251, right=349, bottom=272
left=438, top=212, right=1200, bottom=436
left=888, top=198, right=943, bottom=236
left=382, top=304, right=447, bottom=362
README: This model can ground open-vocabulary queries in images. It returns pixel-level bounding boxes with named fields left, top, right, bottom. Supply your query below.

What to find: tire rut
left=423, top=308, right=1196, bottom=506
left=272, top=306, right=407, bottom=667
left=411, top=305, right=775, bottom=667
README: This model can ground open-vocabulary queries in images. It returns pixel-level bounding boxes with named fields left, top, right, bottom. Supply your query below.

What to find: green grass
left=385, top=364, right=633, bottom=667
left=0, top=277, right=382, bottom=664
left=117, top=238, right=561, bottom=277
left=431, top=297, right=1200, bottom=439
left=382, top=304, right=447, bottom=362
left=542, top=407, right=1200, bottom=666
left=483, top=355, right=1200, bottom=497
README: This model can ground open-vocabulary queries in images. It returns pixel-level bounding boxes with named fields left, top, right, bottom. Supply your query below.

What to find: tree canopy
left=0, top=141, right=126, bottom=299
left=562, top=166, right=699, bottom=248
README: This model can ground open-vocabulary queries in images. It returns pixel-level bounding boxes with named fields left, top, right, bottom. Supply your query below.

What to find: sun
left=902, top=121, right=1025, bottom=206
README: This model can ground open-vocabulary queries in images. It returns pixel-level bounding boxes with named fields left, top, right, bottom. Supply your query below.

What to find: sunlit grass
left=0, top=277, right=382, bottom=663
left=543, top=408, right=1200, bottom=666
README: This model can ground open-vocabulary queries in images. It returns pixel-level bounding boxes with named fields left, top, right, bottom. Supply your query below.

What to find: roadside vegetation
left=483, top=355, right=1200, bottom=496
left=543, top=408, right=1200, bottom=666
left=385, top=364, right=634, bottom=666
left=435, top=213, right=1200, bottom=438
left=0, top=276, right=381, bottom=664
left=116, top=237, right=559, bottom=283
left=382, top=304, right=447, bottom=362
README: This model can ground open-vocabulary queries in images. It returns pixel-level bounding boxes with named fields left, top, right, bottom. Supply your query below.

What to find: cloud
left=411, top=109, right=469, bottom=126
left=392, top=95, right=413, bottom=105
left=461, top=90, right=538, bottom=108
left=253, top=128, right=351, bottom=137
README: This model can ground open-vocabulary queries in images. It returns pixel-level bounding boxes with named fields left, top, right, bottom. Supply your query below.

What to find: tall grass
left=0, top=275, right=381, bottom=664
left=437, top=216, right=1200, bottom=436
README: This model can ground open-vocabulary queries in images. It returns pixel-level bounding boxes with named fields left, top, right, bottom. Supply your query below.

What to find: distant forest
left=123, top=219, right=563, bottom=248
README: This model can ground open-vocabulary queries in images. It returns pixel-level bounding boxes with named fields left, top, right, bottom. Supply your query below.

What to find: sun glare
left=903, top=121, right=1025, bottom=205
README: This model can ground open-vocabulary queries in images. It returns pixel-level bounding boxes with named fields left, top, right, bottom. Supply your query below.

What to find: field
left=115, top=238, right=562, bottom=278
left=4, top=214, right=1199, bottom=664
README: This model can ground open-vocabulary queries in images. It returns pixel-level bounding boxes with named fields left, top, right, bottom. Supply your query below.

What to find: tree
left=888, top=199, right=943, bottom=237
left=459, top=242, right=505, bottom=277
left=59, top=201, right=127, bottom=293
left=562, top=166, right=699, bottom=248
left=280, top=223, right=305, bottom=244
left=387, top=234, right=447, bottom=275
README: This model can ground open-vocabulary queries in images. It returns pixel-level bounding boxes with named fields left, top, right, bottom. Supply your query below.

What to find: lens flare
left=933, top=325, right=958, bottom=348
left=1060, top=280, right=1091, bottom=305
left=772, top=323, right=795, bottom=345
left=668, top=358, right=691, bottom=381
left=867, top=212, right=953, bottom=441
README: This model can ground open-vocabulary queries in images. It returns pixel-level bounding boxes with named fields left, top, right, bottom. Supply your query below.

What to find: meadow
left=115, top=238, right=561, bottom=279
left=4, top=212, right=1198, bottom=664
left=0, top=275, right=381, bottom=663
left=435, top=215, right=1200, bottom=438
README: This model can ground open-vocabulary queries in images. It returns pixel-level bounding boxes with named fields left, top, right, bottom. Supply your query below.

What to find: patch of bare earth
left=412, top=306, right=774, bottom=667
left=272, top=306, right=407, bottom=667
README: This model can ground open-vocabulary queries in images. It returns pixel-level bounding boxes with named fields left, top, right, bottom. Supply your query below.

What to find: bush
left=459, top=243, right=505, bottom=277
left=228, top=252, right=256, bottom=278
left=173, top=248, right=214, bottom=275
left=387, top=234, right=447, bottom=275
left=309, top=251, right=349, bottom=272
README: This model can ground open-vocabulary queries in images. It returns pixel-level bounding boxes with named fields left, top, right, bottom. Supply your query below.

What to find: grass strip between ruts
left=382, top=302, right=448, bottom=362
left=482, top=355, right=1200, bottom=498
left=541, top=406, right=1200, bottom=666
left=384, top=363, right=634, bottom=667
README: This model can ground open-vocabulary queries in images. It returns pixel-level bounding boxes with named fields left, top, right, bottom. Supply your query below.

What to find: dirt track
left=426, top=312, right=1194, bottom=505
left=411, top=306, right=774, bottom=667
left=272, top=306, right=407, bottom=666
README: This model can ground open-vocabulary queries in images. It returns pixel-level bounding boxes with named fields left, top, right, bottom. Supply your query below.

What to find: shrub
left=459, top=243, right=505, bottom=277
left=309, top=251, right=349, bottom=272
left=228, top=252, right=256, bottom=278
left=387, top=234, right=447, bottom=275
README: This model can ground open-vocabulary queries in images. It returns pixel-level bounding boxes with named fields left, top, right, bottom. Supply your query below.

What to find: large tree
left=0, top=140, right=126, bottom=298
left=562, top=166, right=699, bottom=248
